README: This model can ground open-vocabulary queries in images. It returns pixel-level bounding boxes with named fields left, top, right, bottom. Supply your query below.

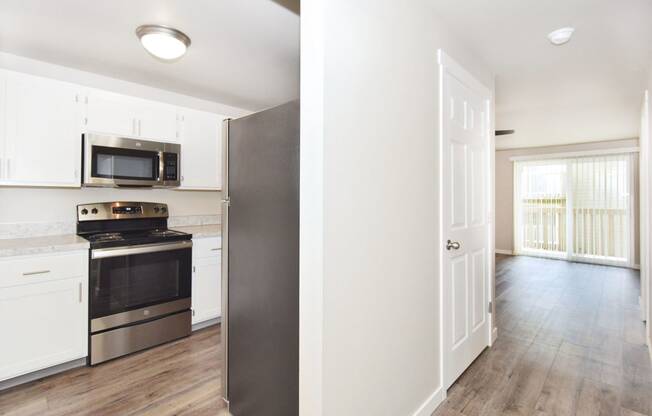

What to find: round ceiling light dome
left=547, top=27, right=575, bottom=46
left=136, top=25, right=191, bottom=61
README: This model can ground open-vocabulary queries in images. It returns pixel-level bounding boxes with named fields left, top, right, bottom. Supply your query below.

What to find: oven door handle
left=91, top=241, right=192, bottom=259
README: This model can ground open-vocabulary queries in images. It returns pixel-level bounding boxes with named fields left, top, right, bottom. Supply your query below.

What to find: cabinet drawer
left=0, top=252, right=87, bottom=288
left=192, top=237, right=221, bottom=259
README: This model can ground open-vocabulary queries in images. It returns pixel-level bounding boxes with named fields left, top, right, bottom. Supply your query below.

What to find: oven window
left=90, top=247, right=191, bottom=319
left=91, top=146, right=159, bottom=181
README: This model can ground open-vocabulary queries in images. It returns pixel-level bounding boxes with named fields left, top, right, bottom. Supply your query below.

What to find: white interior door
left=440, top=52, right=491, bottom=389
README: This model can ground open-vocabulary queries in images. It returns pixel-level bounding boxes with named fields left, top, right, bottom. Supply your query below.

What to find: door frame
left=641, top=90, right=650, bottom=341
left=437, top=49, right=495, bottom=390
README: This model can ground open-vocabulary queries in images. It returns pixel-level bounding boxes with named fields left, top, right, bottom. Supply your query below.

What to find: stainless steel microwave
left=83, top=134, right=181, bottom=188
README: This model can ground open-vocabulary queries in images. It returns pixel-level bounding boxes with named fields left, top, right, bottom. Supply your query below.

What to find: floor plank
left=0, top=325, right=225, bottom=416
left=434, top=255, right=652, bottom=416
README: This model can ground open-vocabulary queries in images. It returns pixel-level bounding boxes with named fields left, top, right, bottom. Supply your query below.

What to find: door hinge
left=192, top=309, right=195, bottom=316
left=84, top=117, right=88, bottom=125
left=488, top=301, right=493, bottom=313
left=75, top=94, right=79, bottom=103
left=192, top=266, right=196, bottom=273
left=221, top=197, right=231, bottom=207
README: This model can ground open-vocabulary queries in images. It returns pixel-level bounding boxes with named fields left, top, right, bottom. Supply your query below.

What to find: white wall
left=0, top=188, right=221, bottom=224
left=0, top=53, right=250, bottom=231
left=300, top=1, right=494, bottom=415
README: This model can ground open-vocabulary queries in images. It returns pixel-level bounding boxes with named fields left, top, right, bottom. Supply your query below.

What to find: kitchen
left=0, top=1, right=299, bottom=415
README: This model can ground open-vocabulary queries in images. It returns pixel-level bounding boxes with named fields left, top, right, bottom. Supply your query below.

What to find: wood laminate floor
left=1, top=256, right=650, bottom=416
left=0, top=326, right=227, bottom=416
left=433, top=255, right=652, bottom=416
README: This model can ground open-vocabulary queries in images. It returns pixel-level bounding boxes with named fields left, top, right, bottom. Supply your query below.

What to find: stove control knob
left=80, top=209, right=88, bottom=215
left=91, top=208, right=98, bottom=214
left=154, top=207, right=160, bottom=213
left=161, top=206, right=167, bottom=213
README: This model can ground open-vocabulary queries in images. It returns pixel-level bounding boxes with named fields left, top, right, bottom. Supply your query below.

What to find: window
left=514, top=154, right=634, bottom=266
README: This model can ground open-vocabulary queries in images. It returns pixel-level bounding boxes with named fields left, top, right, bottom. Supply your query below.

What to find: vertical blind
left=514, top=153, right=633, bottom=265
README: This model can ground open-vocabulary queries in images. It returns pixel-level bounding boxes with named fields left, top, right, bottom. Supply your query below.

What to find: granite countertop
left=0, top=223, right=221, bottom=258
left=0, top=234, right=90, bottom=258
left=171, top=224, right=222, bottom=239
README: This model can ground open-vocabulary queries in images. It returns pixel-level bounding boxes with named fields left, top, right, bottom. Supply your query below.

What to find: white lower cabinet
left=191, top=237, right=222, bottom=326
left=0, top=251, right=88, bottom=382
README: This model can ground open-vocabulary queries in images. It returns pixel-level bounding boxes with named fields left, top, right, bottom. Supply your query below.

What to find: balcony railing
left=519, top=197, right=627, bottom=260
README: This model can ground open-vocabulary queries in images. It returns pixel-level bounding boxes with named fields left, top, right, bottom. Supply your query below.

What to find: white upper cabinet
left=86, top=89, right=178, bottom=142
left=0, top=71, right=6, bottom=180
left=86, top=89, right=140, bottom=138
left=1, top=70, right=83, bottom=187
left=136, top=100, right=178, bottom=142
left=178, top=109, right=224, bottom=190
left=0, top=68, right=225, bottom=188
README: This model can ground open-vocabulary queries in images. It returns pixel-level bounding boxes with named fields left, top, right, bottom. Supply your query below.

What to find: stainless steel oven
left=88, top=240, right=192, bottom=364
left=78, top=201, right=192, bottom=365
left=83, top=134, right=181, bottom=187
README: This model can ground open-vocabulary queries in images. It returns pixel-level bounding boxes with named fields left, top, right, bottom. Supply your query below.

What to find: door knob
left=446, top=240, right=461, bottom=250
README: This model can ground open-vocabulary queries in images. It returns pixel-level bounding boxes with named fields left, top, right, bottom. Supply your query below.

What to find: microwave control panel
left=163, top=152, right=179, bottom=181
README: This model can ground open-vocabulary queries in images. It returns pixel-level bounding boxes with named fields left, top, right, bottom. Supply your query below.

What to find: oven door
left=89, top=241, right=192, bottom=332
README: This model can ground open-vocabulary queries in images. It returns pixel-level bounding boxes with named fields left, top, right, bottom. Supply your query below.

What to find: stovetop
left=80, top=228, right=191, bottom=249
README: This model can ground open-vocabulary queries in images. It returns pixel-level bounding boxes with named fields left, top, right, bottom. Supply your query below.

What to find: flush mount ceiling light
left=547, top=27, right=575, bottom=45
left=136, top=25, right=191, bottom=61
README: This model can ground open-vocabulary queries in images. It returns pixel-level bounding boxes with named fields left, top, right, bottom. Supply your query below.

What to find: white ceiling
left=430, top=0, right=652, bottom=149
left=0, top=0, right=299, bottom=111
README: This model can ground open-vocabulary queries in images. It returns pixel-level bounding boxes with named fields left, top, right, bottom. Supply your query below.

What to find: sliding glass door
left=514, top=154, right=634, bottom=266
left=514, top=160, right=568, bottom=258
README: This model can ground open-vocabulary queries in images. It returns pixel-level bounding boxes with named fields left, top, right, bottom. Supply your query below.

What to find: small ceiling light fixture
left=547, top=27, right=575, bottom=46
left=136, top=25, right=191, bottom=61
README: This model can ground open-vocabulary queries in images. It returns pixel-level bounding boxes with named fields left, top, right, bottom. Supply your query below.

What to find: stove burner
left=89, top=232, right=125, bottom=242
left=76, top=202, right=191, bottom=249
left=149, top=229, right=185, bottom=237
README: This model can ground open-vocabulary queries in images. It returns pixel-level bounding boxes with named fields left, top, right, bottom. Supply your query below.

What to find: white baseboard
left=412, top=386, right=445, bottom=416
left=192, top=317, right=221, bottom=332
left=633, top=264, right=641, bottom=270
left=495, top=249, right=513, bottom=255
left=492, top=327, right=498, bottom=344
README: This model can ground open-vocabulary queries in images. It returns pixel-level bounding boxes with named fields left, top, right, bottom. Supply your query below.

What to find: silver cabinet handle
left=446, top=240, right=461, bottom=250
left=210, top=248, right=220, bottom=251
left=6, top=158, right=10, bottom=179
left=79, top=282, right=83, bottom=303
left=23, top=270, right=51, bottom=276
left=138, top=119, right=142, bottom=136
left=132, top=119, right=136, bottom=135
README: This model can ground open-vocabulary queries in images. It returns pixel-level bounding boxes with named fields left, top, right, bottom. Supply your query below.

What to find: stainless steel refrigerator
left=221, top=100, right=299, bottom=416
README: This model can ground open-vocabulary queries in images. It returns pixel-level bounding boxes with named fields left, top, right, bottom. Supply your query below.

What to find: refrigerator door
left=222, top=100, right=299, bottom=416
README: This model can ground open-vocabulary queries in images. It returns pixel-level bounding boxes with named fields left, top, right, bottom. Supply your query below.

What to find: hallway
left=434, top=255, right=652, bottom=416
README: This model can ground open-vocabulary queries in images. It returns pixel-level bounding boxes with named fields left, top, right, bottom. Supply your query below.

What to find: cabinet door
left=86, top=88, right=139, bottom=137
left=0, top=71, right=6, bottom=180
left=191, top=254, right=222, bottom=325
left=0, top=277, right=87, bottom=381
left=3, top=71, right=83, bottom=187
left=135, top=100, right=179, bottom=142
left=179, top=109, right=224, bottom=190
